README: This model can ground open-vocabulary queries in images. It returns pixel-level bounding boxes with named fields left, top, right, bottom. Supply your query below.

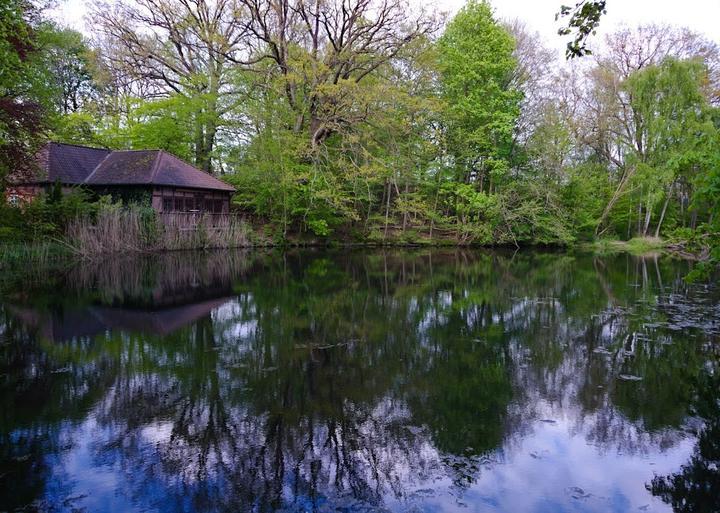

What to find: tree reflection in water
left=0, top=249, right=717, bottom=512
left=649, top=370, right=720, bottom=513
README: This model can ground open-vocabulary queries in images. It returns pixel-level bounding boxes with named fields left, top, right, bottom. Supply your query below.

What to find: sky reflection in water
left=0, top=249, right=718, bottom=512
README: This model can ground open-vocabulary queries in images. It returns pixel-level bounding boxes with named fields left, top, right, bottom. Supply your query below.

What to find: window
left=7, top=194, right=20, bottom=207
left=163, top=198, right=173, bottom=212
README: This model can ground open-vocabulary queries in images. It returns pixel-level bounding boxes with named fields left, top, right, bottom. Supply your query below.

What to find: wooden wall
left=152, top=187, right=231, bottom=214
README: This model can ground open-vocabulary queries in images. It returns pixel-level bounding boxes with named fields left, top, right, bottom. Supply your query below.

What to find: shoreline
left=0, top=235, right=710, bottom=262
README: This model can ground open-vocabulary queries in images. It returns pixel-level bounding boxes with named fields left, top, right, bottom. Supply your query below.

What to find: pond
left=0, top=249, right=718, bottom=512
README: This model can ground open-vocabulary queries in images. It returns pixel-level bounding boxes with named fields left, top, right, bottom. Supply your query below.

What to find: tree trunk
left=194, top=116, right=206, bottom=171
left=626, top=204, right=632, bottom=239
left=642, top=199, right=652, bottom=236
left=596, top=166, right=635, bottom=236
left=202, top=121, right=217, bottom=173
left=680, top=189, right=686, bottom=226
left=383, top=180, right=391, bottom=240
left=401, top=182, right=409, bottom=232
left=654, top=184, right=673, bottom=238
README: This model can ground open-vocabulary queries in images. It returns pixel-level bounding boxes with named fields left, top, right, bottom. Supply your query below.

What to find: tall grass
left=0, top=241, right=70, bottom=268
left=66, top=207, right=253, bottom=257
left=0, top=241, right=74, bottom=294
left=588, top=236, right=667, bottom=255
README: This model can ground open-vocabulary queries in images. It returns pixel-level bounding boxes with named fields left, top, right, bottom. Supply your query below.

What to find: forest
left=1, top=0, right=719, bottom=257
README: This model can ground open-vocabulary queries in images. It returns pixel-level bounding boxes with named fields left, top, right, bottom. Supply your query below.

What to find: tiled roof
left=42, top=142, right=112, bottom=183
left=85, top=150, right=160, bottom=185
left=85, top=150, right=235, bottom=192
left=154, top=152, right=235, bottom=191
left=25, top=142, right=235, bottom=192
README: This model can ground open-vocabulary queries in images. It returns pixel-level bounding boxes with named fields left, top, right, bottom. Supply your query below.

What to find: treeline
left=1, top=0, right=719, bottom=250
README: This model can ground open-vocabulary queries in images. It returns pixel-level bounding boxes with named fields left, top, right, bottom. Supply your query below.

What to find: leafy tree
left=624, top=58, right=719, bottom=236
left=231, top=0, right=437, bottom=151
left=0, top=0, right=49, bottom=188
left=42, top=27, right=97, bottom=115
left=437, top=0, right=521, bottom=193
left=595, top=58, right=720, bottom=237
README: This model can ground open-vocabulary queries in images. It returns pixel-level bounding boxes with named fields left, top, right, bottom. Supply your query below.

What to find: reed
left=65, top=207, right=253, bottom=257
left=0, top=241, right=69, bottom=268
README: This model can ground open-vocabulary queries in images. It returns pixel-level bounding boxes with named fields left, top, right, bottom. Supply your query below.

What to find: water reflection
left=649, top=371, right=720, bottom=513
left=0, top=249, right=718, bottom=512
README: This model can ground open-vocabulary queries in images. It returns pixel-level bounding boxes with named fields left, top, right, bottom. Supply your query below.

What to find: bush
left=2, top=188, right=100, bottom=240
left=307, top=218, right=330, bottom=237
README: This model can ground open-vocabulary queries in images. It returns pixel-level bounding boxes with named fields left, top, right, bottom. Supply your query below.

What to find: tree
left=0, top=0, right=49, bottom=188
left=90, top=0, right=249, bottom=172
left=621, top=58, right=718, bottom=237
left=227, top=33, right=443, bottom=239
left=42, top=27, right=98, bottom=115
left=560, top=25, right=720, bottom=236
left=505, top=20, right=555, bottom=147
left=231, top=0, right=437, bottom=151
left=437, top=0, right=521, bottom=191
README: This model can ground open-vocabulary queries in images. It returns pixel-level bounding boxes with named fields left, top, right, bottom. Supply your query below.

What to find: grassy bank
left=584, top=236, right=668, bottom=255
left=0, top=205, right=713, bottom=267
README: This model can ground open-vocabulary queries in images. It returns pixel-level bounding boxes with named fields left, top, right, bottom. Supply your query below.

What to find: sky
left=51, top=0, right=720, bottom=60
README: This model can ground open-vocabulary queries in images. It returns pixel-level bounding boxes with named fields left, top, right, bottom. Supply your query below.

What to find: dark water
left=1, top=249, right=719, bottom=513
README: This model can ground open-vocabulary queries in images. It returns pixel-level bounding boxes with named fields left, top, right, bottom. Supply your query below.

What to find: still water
left=0, top=249, right=718, bottom=513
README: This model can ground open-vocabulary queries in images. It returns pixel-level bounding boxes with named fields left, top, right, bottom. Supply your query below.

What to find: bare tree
left=231, top=0, right=439, bottom=149
left=505, top=20, right=556, bottom=149
left=90, top=0, right=250, bottom=172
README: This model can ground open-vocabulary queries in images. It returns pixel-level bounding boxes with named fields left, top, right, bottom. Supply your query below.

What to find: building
left=6, top=142, right=235, bottom=213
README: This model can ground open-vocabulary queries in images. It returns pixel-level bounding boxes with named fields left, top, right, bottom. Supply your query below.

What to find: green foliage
left=556, top=1, right=606, bottom=58
left=40, top=25, right=98, bottom=115
left=225, top=89, right=314, bottom=236
left=0, top=1, right=48, bottom=186
left=53, top=94, right=204, bottom=160
left=624, top=58, right=719, bottom=208
left=437, top=0, right=521, bottom=188
left=3, top=2, right=720, bottom=257
left=0, top=187, right=98, bottom=241
left=562, top=164, right=612, bottom=239
left=124, top=96, right=199, bottom=162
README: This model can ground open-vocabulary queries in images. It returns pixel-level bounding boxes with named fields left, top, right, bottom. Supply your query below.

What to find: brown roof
left=24, top=142, right=235, bottom=192
left=36, top=142, right=112, bottom=183
left=85, top=150, right=235, bottom=192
